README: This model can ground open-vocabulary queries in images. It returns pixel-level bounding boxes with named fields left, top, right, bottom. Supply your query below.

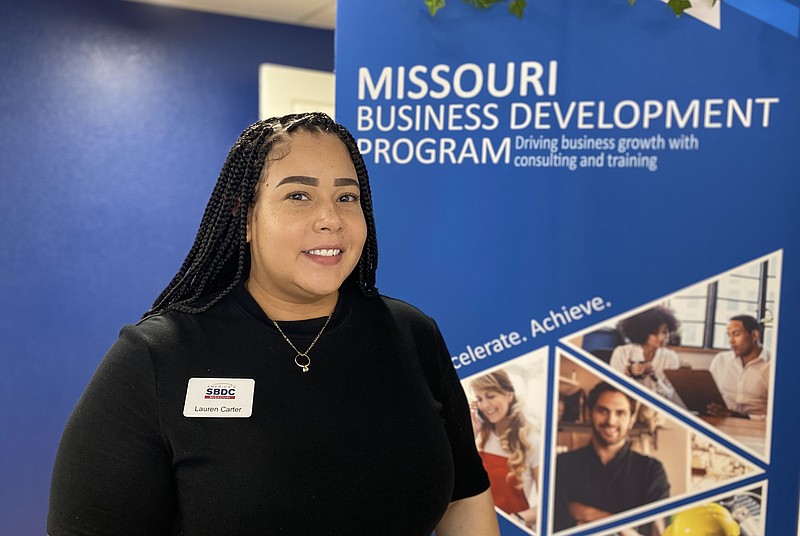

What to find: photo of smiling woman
left=469, top=370, right=540, bottom=529
left=47, top=113, right=498, bottom=536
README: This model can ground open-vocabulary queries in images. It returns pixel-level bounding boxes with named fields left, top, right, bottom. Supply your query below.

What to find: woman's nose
left=314, top=200, right=343, bottom=232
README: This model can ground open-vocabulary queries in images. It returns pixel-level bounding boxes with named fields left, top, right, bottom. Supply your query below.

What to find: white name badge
left=183, top=378, right=255, bottom=418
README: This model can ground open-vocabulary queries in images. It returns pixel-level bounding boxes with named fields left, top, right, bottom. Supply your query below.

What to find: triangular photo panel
left=592, top=482, right=767, bottom=536
left=559, top=251, right=780, bottom=462
left=549, top=350, right=762, bottom=535
left=459, top=346, right=550, bottom=535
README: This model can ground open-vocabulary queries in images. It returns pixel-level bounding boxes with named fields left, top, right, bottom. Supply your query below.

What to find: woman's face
left=473, top=387, right=514, bottom=425
left=246, top=131, right=367, bottom=310
left=645, top=323, right=669, bottom=349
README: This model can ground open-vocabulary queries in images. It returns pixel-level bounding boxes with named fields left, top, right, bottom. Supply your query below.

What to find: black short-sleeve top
left=48, top=284, right=489, bottom=536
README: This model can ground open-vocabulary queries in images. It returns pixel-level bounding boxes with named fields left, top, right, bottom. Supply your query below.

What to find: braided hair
left=144, top=112, right=378, bottom=318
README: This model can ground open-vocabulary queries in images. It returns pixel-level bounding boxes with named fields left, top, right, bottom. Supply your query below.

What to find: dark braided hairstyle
left=144, top=112, right=378, bottom=318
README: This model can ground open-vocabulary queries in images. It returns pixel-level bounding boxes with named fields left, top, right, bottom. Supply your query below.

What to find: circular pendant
left=295, top=353, right=311, bottom=372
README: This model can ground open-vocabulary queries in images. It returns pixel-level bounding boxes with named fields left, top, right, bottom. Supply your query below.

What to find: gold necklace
left=272, top=314, right=333, bottom=373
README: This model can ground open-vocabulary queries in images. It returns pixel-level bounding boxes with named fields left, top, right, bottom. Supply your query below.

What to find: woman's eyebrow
left=276, top=175, right=317, bottom=187
left=275, top=176, right=359, bottom=187
left=334, top=178, right=359, bottom=187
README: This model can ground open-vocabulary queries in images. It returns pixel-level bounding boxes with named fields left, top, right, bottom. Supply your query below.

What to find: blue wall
left=0, top=0, right=333, bottom=532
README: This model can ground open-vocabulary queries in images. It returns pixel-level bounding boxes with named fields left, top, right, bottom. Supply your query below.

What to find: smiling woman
left=469, top=370, right=540, bottom=528
left=245, top=132, right=367, bottom=320
left=47, top=113, right=499, bottom=536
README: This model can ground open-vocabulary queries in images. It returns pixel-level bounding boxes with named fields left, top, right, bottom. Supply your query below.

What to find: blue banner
left=336, top=1, right=799, bottom=534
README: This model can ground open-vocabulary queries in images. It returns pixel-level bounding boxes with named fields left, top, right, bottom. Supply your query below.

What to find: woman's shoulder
left=481, top=431, right=506, bottom=456
left=126, top=292, right=239, bottom=351
left=112, top=310, right=190, bottom=361
left=609, top=343, right=636, bottom=367
left=362, top=293, right=451, bottom=375
left=367, top=293, right=440, bottom=335
left=380, top=295, right=446, bottom=347
left=525, top=427, right=542, bottom=460
left=133, top=306, right=199, bottom=338
left=657, top=346, right=680, bottom=361
left=376, top=293, right=433, bottom=320
left=93, top=311, right=196, bottom=380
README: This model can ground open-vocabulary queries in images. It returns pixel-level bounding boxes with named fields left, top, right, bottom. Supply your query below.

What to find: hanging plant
left=630, top=0, right=695, bottom=16
left=666, top=0, right=693, bottom=15
left=425, top=0, right=704, bottom=19
left=425, top=0, right=528, bottom=19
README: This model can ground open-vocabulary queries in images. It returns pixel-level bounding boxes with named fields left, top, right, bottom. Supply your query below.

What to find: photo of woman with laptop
left=570, top=253, right=779, bottom=457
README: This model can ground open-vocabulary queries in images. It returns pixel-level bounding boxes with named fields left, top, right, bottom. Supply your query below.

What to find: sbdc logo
left=204, top=383, right=236, bottom=399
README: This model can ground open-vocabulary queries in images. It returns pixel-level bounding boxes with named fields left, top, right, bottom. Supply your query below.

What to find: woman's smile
left=302, top=247, right=345, bottom=266
left=474, top=388, right=513, bottom=424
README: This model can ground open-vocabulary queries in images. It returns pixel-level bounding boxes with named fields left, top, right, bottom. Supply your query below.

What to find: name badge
left=183, top=378, right=255, bottom=418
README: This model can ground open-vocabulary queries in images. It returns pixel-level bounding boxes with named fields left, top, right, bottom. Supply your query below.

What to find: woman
left=48, top=113, right=499, bottom=536
left=469, top=370, right=540, bottom=528
left=610, top=305, right=681, bottom=401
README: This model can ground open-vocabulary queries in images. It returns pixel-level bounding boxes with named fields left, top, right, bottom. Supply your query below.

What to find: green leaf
left=628, top=0, right=637, bottom=5
left=425, top=0, right=446, bottom=16
left=464, top=0, right=505, bottom=9
left=509, top=0, right=527, bottom=18
left=667, top=0, right=692, bottom=15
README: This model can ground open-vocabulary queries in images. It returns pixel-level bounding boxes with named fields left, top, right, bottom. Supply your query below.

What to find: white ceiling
left=120, top=0, right=336, bottom=29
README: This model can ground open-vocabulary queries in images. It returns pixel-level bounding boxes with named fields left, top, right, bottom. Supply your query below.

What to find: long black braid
left=144, top=112, right=378, bottom=318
